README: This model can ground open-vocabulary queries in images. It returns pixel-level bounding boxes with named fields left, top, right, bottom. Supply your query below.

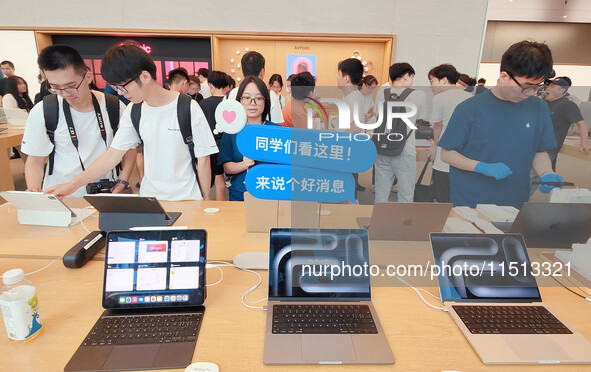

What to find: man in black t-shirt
left=543, top=77, right=590, bottom=170
left=199, top=70, right=230, bottom=200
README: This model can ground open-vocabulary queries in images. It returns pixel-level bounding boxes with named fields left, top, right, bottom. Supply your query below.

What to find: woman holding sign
left=219, top=76, right=279, bottom=201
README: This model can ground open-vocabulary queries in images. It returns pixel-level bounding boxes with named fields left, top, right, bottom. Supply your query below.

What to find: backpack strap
left=42, top=95, right=59, bottom=176
left=177, top=94, right=198, bottom=181
left=130, top=102, right=143, bottom=145
left=103, top=93, right=120, bottom=133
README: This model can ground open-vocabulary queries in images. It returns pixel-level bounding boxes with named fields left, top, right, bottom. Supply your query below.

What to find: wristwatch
left=115, top=179, right=129, bottom=187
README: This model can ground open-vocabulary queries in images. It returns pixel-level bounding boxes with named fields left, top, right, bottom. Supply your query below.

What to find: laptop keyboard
left=452, top=305, right=572, bottom=334
left=83, top=313, right=202, bottom=346
left=272, top=305, right=378, bottom=334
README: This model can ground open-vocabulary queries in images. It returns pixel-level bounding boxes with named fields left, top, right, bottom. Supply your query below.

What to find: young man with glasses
left=438, top=40, right=561, bottom=209
left=21, top=45, right=135, bottom=196
left=45, top=43, right=218, bottom=201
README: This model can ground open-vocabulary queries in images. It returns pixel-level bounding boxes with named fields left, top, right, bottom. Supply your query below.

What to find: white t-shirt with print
left=430, top=88, right=472, bottom=172
left=374, top=87, right=427, bottom=157
left=226, top=87, right=284, bottom=124
left=110, top=93, right=218, bottom=201
left=21, top=91, right=126, bottom=197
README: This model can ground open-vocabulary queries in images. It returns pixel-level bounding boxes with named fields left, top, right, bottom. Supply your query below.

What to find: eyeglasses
left=506, top=71, right=547, bottom=96
left=240, top=96, right=265, bottom=105
left=109, top=73, right=141, bottom=94
left=48, top=76, right=86, bottom=95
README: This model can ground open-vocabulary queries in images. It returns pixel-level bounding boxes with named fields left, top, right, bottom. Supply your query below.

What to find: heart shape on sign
left=222, top=110, right=236, bottom=124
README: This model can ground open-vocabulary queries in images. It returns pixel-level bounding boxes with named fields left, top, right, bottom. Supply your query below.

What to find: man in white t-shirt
left=21, top=45, right=135, bottom=197
left=197, top=68, right=211, bottom=99
left=45, top=44, right=218, bottom=201
left=337, top=58, right=367, bottom=193
left=373, top=63, right=427, bottom=203
left=427, top=64, right=472, bottom=203
left=225, top=51, right=284, bottom=124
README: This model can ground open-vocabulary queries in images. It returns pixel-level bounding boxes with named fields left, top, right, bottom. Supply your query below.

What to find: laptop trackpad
left=103, top=345, right=160, bottom=369
left=503, top=336, right=572, bottom=361
left=301, top=335, right=356, bottom=362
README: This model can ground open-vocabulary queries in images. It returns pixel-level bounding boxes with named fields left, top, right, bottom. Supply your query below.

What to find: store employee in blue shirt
left=439, top=40, right=562, bottom=209
left=219, top=76, right=278, bottom=201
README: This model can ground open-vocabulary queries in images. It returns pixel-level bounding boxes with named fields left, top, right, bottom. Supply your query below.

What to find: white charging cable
left=206, top=261, right=267, bottom=310
left=0, top=257, right=62, bottom=280
left=392, top=274, right=446, bottom=312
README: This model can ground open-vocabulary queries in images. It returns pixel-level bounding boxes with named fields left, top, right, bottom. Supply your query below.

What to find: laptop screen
left=268, top=228, right=371, bottom=301
left=430, top=233, right=541, bottom=302
left=103, top=229, right=206, bottom=309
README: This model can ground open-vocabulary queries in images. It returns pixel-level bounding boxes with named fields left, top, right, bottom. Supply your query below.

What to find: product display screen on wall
left=52, top=35, right=211, bottom=88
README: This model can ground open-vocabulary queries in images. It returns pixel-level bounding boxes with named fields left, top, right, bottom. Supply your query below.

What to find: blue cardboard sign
left=245, top=164, right=355, bottom=203
left=236, top=125, right=376, bottom=173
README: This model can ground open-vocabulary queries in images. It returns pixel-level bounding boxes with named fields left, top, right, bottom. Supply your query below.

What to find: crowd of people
left=1, top=39, right=588, bottom=208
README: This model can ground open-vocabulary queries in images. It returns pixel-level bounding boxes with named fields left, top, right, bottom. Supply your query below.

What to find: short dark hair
left=226, top=75, right=236, bottom=90
left=197, top=68, right=209, bottom=78
left=37, top=45, right=88, bottom=76
left=500, top=40, right=553, bottom=79
left=361, top=75, right=378, bottom=87
left=208, top=71, right=228, bottom=89
left=168, top=67, right=189, bottom=85
left=1, top=60, right=14, bottom=69
left=236, top=76, right=271, bottom=122
left=428, top=64, right=460, bottom=84
left=287, top=74, right=296, bottom=82
left=338, top=58, right=363, bottom=85
left=268, top=73, right=283, bottom=88
left=101, top=43, right=157, bottom=84
left=389, top=63, right=415, bottom=81
left=241, top=51, right=265, bottom=78
left=478, top=78, right=486, bottom=84
left=291, top=72, right=315, bottom=100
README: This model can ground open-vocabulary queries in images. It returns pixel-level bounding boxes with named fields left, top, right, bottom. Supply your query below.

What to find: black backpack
left=43, top=93, right=120, bottom=175
left=371, top=88, right=415, bottom=157
left=130, top=94, right=199, bottom=181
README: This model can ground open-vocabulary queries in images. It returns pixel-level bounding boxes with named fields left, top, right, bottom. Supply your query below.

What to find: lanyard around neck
left=61, top=93, right=108, bottom=172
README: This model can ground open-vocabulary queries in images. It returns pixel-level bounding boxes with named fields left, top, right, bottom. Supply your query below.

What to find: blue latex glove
left=538, top=172, right=564, bottom=193
left=474, top=162, right=513, bottom=180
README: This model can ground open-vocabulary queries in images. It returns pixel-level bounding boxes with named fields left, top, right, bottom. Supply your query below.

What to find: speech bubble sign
left=245, top=164, right=355, bottom=203
left=214, top=99, right=247, bottom=135
left=236, top=125, right=376, bottom=173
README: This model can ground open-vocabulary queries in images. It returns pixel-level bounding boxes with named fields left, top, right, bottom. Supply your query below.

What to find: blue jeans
left=374, top=151, right=416, bottom=203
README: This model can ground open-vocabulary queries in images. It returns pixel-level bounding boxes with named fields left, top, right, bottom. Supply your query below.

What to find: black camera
left=86, top=179, right=116, bottom=194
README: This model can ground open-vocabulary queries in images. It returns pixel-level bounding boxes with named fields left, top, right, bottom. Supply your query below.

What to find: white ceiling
left=488, top=0, right=591, bottom=23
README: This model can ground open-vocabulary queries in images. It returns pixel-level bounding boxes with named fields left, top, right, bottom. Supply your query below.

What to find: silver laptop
left=357, top=202, right=452, bottom=240
left=264, top=228, right=394, bottom=365
left=65, top=229, right=207, bottom=371
left=430, top=233, right=591, bottom=364
left=509, top=202, right=591, bottom=248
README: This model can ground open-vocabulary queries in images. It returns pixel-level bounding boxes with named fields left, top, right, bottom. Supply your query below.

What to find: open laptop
left=84, top=195, right=181, bottom=231
left=264, top=228, right=394, bottom=365
left=357, top=202, right=452, bottom=240
left=430, top=233, right=591, bottom=364
left=3, top=107, right=28, bottom=125
left=509, top=202, right=591, bottom=248
left=0, top=191, right=95, bottom=227
left=65, top=229, right=207, bottom=371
